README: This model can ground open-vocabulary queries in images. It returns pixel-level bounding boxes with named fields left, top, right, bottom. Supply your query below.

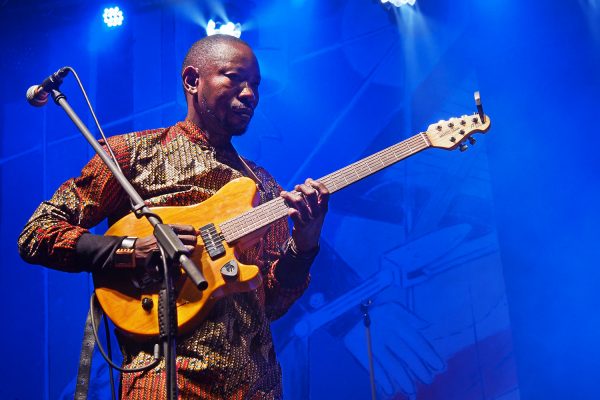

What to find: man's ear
left=182, top=66, right=200, bottom=94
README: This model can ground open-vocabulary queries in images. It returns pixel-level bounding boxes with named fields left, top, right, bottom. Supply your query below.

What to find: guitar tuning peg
left=474, top=91, right=486, bottom=123
left=468, top=137, right=476, bottom=145
left=459, top=143, right=468, bottom=152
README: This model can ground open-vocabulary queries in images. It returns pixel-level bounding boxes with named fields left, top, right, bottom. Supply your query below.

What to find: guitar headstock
left=425, top=113, right=491, bottom=151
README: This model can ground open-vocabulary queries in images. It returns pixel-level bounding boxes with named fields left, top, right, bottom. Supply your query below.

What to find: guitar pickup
left=199, top=223, right=226, bottom=260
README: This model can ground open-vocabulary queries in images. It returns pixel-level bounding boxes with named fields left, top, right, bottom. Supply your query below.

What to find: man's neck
left=185, top=116, right=232, bottom=148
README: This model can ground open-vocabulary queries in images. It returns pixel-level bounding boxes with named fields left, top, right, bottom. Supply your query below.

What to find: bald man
left=19, top=35, right=329, bottom=399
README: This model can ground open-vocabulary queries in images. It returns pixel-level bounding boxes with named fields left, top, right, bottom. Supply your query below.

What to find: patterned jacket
left=18, top=120, right=313, bottom=399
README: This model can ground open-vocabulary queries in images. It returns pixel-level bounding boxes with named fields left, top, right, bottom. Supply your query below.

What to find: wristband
left=114, top=236, right=137, bottom=269
left=284, top=238, right=320, bottom=260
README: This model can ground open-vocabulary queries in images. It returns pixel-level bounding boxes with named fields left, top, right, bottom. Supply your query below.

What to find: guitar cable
left=88, top=241, right=173, bottom=376
left=88, top=243, right=179, bottom=399
left=89, top=293, right=162, bottom=373
left=103, top=314, right=117, bottom=400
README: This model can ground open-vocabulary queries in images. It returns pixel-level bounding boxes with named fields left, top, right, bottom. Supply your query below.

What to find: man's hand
left=134, top=224, right=197, bottom=268
left=280, top=178, right=330, bottom=252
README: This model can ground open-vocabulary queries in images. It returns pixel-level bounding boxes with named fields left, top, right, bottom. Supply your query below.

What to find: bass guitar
left=94, top=104, right=491, bottom=338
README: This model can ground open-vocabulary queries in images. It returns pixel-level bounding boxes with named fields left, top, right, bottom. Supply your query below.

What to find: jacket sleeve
left=17, top=137, right=130, bottom=272
left=261, top=218, right=317, bottom=321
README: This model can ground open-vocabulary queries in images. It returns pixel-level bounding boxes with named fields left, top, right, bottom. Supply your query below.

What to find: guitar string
left=219, top=133, right=430, bottom=242
left=221, top=134, right=428, bottom=240
left=220, top=133, right=431, bottom=241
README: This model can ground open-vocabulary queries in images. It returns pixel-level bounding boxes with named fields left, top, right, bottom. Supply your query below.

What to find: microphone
left=26, top=67, right=70, bottom=107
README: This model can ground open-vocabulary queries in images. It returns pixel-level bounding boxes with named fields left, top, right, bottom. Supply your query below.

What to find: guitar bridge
left=199, top=223, right=226, bottom=260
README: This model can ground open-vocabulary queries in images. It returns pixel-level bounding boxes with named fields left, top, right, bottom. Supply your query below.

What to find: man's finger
left=311, top=179, right=330, bottom=204
left=282, top=190, right=310, bottom=224
left=178, top=234, right=197, bottom=245
left=295, top=183, right=318, bottom=214
left=170, top=224, right=197, bottom=235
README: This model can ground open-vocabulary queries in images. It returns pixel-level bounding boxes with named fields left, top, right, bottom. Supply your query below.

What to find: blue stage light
left=381, top=0, right=416, bottom=6
left=103, top=6, right=124, bottom=27
left=206, top=19, right=242, bottom=38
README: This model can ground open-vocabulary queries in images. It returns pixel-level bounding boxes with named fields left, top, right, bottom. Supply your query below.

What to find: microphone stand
left=49, top=87, right=208, bottom=400
left=361, top=300, right=377, bottom=400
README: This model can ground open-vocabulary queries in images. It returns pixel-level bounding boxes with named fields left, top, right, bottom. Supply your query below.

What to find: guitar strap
left=238, top=155, right=263, bottom=190
left=74, top=297, right=103, bottom=400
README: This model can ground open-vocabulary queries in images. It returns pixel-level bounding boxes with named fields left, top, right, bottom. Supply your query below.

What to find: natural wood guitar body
left=93, top=177, right=263, bottom=338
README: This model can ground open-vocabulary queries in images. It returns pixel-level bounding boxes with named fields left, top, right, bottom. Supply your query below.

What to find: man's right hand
left=134, top=224, right=198, bottom=268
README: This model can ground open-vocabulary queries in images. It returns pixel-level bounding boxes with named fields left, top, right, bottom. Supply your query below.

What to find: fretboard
left=219, top=132, right=431, bottom=243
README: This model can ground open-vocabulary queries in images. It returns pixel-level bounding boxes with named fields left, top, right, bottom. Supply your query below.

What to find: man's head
left=182, top=35, right=260, bottom=142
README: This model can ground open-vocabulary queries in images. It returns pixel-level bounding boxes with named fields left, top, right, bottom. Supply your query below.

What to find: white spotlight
left=103, top=6, right=124, bottom=27
left=381, top=0, right=416, bottom=6
left=206, top=19, right=242, bottom=38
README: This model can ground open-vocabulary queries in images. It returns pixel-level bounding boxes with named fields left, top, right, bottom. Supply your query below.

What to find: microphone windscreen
left=26, top=85, right=49, bottom=107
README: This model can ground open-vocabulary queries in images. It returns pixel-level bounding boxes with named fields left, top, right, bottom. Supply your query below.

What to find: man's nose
left=239, top=83, right=258, bottom=106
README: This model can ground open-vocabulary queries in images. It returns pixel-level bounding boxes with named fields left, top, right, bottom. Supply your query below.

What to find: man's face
left=196, top=42, right=261, bottom=137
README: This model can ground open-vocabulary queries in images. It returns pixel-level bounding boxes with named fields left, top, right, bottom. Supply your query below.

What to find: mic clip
left=42, top=67, right=70, bottom=92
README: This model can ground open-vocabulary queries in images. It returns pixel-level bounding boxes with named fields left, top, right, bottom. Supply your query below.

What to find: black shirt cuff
left=275, top=239, right=319, bottom=288
left=75, top=233, right=124, bottom=272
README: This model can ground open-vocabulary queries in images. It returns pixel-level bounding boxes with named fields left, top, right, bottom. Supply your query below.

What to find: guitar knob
left=141, top=297, right=154, bottom=312
left=468, top=137, right=476, bottom=145
left=459, top=144, right=468, bottom=152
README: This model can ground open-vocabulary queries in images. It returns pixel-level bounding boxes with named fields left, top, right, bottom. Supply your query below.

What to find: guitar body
left=93, top=177, right=263, bottom=338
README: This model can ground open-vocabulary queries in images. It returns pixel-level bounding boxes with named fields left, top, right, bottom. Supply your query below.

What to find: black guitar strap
left=74, top=299, right=103, bottom=400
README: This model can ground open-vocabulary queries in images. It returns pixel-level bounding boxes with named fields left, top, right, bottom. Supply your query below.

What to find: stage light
left=381, top=0, right=416, bottom=6
left=103, top=6, right=124, bottom=27
left=206, top=19, right=242, bottom=38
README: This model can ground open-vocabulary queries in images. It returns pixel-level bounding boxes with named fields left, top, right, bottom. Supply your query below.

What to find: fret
left=419, top=132, right=431, bottom=147
left=405, top=139, right=414, bottom=154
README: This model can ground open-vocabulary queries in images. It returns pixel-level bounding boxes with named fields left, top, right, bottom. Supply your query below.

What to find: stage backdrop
left=1, top=0, right=599, bottom=399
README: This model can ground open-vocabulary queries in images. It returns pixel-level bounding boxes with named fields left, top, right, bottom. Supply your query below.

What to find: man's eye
left=226, top=73, right=241, bottom=81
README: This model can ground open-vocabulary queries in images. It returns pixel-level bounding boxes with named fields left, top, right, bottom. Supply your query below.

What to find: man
left=18, top=34, right=329, bottom=399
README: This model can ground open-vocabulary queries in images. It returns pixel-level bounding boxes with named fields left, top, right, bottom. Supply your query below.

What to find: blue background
left=1, top=0, right=599, bottom=399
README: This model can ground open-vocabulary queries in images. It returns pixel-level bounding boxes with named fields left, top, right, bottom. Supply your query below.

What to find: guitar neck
left=219, top=132, right=431, bottom=243
left=319, top=132, right=430, bottom=192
